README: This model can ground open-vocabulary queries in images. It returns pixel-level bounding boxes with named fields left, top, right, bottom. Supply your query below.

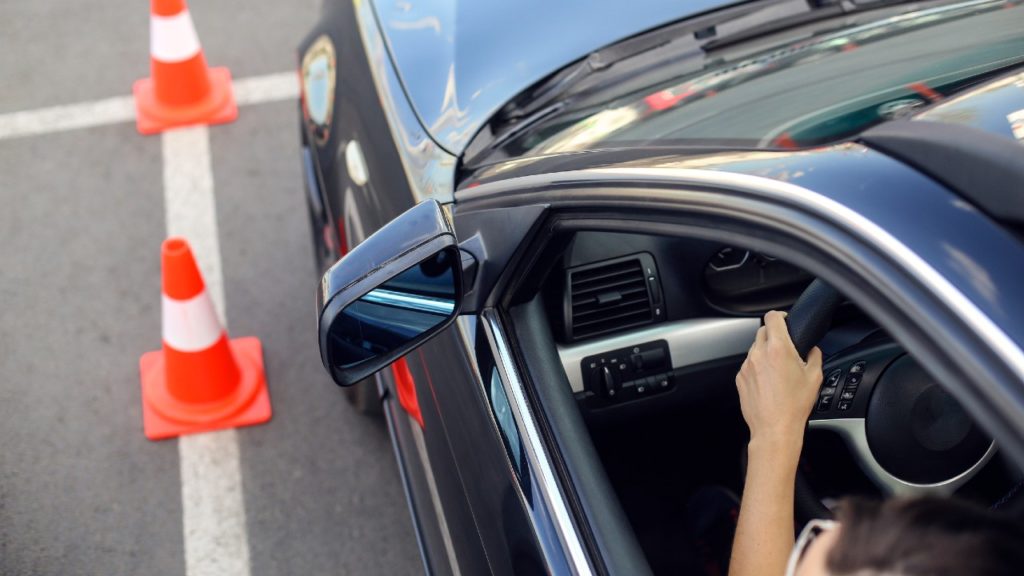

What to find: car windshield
left=490, top=0, right=1024, bottom=160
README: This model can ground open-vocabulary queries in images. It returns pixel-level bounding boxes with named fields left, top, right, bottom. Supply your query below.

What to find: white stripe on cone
left=151, top=10, right=202, bottom=63
left=162, top=290, right=224, bottom=352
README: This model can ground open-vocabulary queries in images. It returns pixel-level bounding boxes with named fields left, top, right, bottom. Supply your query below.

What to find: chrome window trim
left=809, top=418, right=998, bottom=496
left=457, top=164, right=1024, bottom=570
left=481, top=310, right=595, bottom=576
left=557, top=317, right=760, bottom=393
left=459, top=166, right=1024, bottom=386
left=588, top=167, right=1024, bottom=385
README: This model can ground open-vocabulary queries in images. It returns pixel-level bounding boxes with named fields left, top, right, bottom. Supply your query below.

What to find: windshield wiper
left=470, top=0, right=948, bottom=167
left=701, top=0, right=945, bottom=52
left=493, top=0, right=808, bottom=124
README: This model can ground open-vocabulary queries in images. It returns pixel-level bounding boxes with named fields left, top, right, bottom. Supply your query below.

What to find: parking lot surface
left=0, top=2, right=422, bottom=574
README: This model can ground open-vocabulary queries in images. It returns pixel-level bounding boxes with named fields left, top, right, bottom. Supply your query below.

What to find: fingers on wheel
left=805, top=346, right=824, bottom=376
left=763, top=310, right=788, bottom=340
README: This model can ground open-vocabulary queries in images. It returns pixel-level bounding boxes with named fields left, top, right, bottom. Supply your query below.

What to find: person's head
left=789, top=496, right=1024, bottom=576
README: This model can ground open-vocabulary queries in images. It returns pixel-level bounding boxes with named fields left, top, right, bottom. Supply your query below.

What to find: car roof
left=371, top=0, right=736, bottom=155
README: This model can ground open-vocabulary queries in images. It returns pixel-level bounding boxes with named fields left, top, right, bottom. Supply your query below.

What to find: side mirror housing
left=317, top=200, right=462, bottom=386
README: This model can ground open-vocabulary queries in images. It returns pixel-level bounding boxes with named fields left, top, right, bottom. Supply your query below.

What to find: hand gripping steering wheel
left=785, top=280, right=996, bottom=522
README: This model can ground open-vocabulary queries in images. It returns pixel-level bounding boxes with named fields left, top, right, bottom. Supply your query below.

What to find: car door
left=319, top=200, right=590, bottom=576
left=318, top=151, right=1024, bottom=576
left=379, top=312, right=564, bottom=576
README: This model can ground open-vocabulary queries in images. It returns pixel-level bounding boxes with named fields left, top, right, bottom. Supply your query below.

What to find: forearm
left=729, top=438, right=802, bottom=576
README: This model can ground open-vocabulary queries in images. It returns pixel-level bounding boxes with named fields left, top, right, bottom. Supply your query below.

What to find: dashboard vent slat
left=572, top=286, right=648, bottom=308
left=573, top=294, right=650, bottom=316
left=567, top=254, right=659, bottom=341
left=570, top=278, right=646, bottom=298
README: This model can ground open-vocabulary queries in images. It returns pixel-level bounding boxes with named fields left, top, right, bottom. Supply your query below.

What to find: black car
left=298, top=0, right=1024, bottom=574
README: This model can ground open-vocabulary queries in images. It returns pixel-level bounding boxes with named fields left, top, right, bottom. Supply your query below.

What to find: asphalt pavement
left=0, top=1, right=422, bottom=574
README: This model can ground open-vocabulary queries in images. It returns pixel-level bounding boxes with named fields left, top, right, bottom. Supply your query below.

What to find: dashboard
left=548, top=231, right=813, bottom=411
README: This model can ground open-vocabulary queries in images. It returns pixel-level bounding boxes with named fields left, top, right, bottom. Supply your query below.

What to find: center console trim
left=557, top=317, right=760, bottom=393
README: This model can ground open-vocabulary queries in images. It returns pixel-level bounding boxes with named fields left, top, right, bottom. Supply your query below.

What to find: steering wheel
left=785, top=280, right=996, bottom=521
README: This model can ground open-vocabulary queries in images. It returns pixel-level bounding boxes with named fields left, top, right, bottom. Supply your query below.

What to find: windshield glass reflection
left=501, top=0, right=1024, bottom=155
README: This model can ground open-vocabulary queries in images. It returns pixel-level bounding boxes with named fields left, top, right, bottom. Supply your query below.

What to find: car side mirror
left=317, top=200, right=463, bottom=386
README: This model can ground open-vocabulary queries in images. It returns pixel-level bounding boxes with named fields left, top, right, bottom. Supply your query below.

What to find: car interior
left=502, top=226, right=1024, bottom=575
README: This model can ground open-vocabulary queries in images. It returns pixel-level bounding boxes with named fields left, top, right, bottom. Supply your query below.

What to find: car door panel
left=408, top=324, right=554, bottom=575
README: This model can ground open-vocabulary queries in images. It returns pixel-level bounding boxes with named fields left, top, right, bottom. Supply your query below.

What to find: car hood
left=371, top=0, right=734, bottom=156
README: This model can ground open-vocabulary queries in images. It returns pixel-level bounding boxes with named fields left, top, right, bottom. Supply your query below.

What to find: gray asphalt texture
left=0, top=2, right=422, bottom=575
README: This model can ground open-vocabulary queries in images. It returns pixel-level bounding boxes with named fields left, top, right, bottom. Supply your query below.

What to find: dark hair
left=827, top=496, right=1024, bottom=576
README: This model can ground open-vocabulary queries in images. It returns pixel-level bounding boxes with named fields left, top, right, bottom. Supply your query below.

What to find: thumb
left=805, top=346, right=823, bottom=375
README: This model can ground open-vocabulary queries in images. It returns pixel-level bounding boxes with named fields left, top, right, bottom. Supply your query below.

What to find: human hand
left=735, top=311, right=823, bottom=453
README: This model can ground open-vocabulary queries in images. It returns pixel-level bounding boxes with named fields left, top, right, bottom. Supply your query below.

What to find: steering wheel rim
left=785, top=280, right=996, bottom=523
left=784, top=279, right=843, bottom=522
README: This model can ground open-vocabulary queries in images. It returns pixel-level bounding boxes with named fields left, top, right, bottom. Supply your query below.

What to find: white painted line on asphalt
left=163, top=126, right=226, bottom=319
left=0, top=71, right=299, bottom=141
left=163, top=125, right=251, bottom=576
left=0, top=95, right=135, bottom=140
left=234, top=71, right=300, bottom=107
left=178, top=429, right=251, bottom=576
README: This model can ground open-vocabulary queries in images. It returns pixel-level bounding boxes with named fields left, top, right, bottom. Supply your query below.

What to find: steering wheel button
left=820, top=386, right=837, bottom=397
left=850, top=361, right=866, bottom=374
left=837, top=400, right=853, bottom=411
left=826, top=370, right=842, bottom=386
left=817, top=395, right=834, bottom=411
left=847, top=372, right=862, bottom=385
left=840, top=390, right=856, bottom=400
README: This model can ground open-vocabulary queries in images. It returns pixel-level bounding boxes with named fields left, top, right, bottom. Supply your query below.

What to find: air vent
left=566, top=253, right=664, bottom=341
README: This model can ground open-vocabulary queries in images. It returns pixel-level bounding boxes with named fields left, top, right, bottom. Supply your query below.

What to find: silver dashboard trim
left=557, top=317, right=760, bottom=394
left=482, top=310, right=595, bottom=576
left=809, top=418, right=998, bottom=496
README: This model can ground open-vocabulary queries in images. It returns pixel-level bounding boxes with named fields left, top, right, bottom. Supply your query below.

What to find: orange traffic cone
left=139, top=238, right=271, bottom=440
left=132, top=0, right=238, bottom=135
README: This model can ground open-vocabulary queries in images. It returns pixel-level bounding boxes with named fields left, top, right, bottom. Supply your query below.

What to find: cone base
left=140, top=336, right=271, bottom=440
left=133, top=67, right=238, bottom=135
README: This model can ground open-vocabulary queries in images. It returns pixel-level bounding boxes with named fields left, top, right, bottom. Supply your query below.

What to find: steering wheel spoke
left=810, top=417, right=997, bottom=497
left=807, top=342, right=995, bottom=497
